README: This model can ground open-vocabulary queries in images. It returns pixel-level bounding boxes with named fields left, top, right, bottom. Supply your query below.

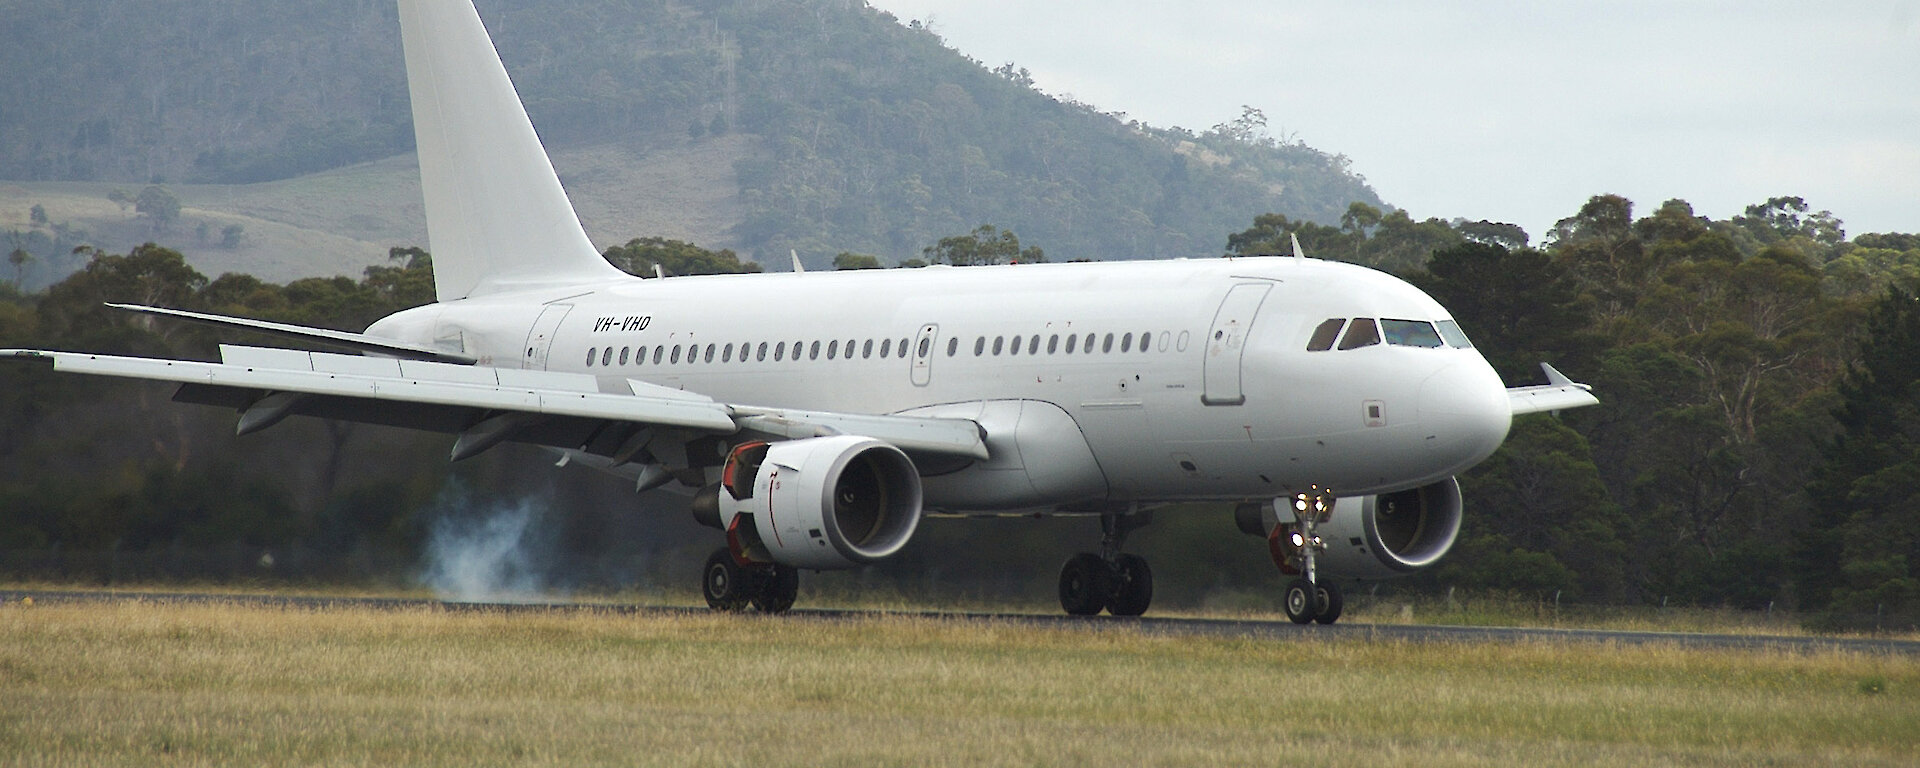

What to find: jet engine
left=1299, top=477, right=1463, bottom=580
left=693, top=435, right=923, bottom=570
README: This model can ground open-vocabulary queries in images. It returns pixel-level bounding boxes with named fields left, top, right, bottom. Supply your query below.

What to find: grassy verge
left=1, top=598, right=1914, bottom=766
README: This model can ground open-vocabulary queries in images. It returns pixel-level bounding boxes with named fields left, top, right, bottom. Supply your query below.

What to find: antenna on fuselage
left=790, top=249, right=806, bottom=274
left=1290, top=233, right=1306, bottom=259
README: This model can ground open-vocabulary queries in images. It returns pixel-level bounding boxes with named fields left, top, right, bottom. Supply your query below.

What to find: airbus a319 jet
left=3, top=0, right=1597, bottom=623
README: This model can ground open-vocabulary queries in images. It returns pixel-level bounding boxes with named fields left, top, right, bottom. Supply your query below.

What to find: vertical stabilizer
left=398, top=0, right=627, bottom=301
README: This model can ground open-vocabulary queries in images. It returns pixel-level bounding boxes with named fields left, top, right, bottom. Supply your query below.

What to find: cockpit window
left=1435, top=319, right=1474, bottom=348
left=1381, top=319, right=1445, bottom=348
left=1306, top=318, right=1346, bottom=351
left=1337, top=318, right=1380, bottom=350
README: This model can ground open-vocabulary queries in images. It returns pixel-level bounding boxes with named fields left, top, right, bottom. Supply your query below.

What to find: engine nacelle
left=1313, top=477, right=1463, bottom=580
left=700, top=435, right=924, bottom=570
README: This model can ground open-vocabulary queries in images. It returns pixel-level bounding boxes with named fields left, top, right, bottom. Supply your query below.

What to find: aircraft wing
left=106, top=303, right=477, bottom=364
left=1507, top=363, right=1599, bottom=416
left=2, top=345, right=989, bottom=463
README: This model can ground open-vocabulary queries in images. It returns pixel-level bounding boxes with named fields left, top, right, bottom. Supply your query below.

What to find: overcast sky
left=866, top=0, right=1919, bottom=244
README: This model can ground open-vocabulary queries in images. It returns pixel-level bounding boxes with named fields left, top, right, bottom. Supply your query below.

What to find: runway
left=5, top=588, right=1915, bottom=655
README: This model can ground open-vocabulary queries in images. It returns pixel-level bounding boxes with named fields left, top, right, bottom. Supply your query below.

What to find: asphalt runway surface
left=5, top=588, right=1916, bottom=655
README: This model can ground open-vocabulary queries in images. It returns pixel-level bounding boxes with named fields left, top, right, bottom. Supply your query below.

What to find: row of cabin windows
left=584, top=330, right=1162, bottom=369
left=970, top=331, right=1159, bottom=357
left=1305, top=317, right=1473, bottom=352
left=587, top=336, right=922, bottom=368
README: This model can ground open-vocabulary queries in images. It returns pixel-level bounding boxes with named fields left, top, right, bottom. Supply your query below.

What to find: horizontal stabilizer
left=1507, top=363, right=1599, bottom=415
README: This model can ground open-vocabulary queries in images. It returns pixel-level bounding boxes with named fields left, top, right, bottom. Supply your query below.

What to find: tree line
left=2, top=194, right=1917, bottom=627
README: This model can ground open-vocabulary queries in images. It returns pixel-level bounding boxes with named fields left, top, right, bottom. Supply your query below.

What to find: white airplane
left=2, top=0, right=1596, bottom=623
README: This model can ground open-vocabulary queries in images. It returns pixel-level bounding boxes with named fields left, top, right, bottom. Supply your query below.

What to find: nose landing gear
left=1057, top=510, right=1154, bottom=616
left=1274, top=487, right=1344, bottom=625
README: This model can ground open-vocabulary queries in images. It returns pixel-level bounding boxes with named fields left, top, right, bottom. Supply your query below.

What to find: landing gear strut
left=1058, top=510, right=1154, bottom=616
left=1276, top=487, right=1344, bottom=625
left=702, top=547, right=799, bottom=613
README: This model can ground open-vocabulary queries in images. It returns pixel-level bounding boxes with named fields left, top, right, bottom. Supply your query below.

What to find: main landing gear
left=1058, top=510, right=1154, bottom=616
left=1272, top=487, right=1343, bottom=625
left=702, top=547, right=799, bottom=613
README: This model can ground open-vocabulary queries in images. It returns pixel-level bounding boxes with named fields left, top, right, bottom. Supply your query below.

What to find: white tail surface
left=398, top=0, right=627, bottom=301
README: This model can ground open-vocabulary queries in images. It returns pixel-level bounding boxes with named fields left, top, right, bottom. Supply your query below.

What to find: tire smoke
left=416, top=482, right=561, bottom=603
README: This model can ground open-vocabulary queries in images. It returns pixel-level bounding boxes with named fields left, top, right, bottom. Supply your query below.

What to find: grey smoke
left=417, top=483, right=562, bottom=603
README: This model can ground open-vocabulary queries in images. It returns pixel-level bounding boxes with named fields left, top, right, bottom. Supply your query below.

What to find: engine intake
left=699, top=435, right=924, bottom=570
left=1314, top=477, right=1463, bottom=579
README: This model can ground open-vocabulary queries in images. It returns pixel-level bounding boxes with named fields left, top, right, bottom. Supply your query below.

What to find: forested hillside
left=0, top=0, right=1378, bottom=267
left=4, top=194, right=1919, bottom=628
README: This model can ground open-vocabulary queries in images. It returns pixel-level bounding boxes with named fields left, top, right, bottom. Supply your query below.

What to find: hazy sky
left=867, top=0, right=1919, bottom=244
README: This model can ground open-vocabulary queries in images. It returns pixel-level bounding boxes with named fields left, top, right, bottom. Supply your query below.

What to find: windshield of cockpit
left=1304, top=318, right=1472, bottom=351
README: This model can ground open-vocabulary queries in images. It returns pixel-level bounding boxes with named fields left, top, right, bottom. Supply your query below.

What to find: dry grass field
left=1, top=597, right=1914, bottom=767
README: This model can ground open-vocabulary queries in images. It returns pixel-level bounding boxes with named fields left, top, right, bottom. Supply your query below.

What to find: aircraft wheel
left=1058, top=553, right=1111, bottom=616
left=1283, top=578, right=1319, bottom=625
left=1106, top=554, right=1153, bottom=616
left=1313, top=582, right=1344, bottom=625
left=752, top=564, right=800, bottom=614
left=702, top=547, right=751, bottom=611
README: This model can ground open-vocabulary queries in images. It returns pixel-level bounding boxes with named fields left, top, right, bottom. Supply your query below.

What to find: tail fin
left=397, top=0, right=627, bottom=301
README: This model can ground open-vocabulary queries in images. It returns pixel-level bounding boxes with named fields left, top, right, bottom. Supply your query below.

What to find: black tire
left=1107, top=554, right=1153, bottom=617
left=1283, top=578, right=1318, bottom=624
left=1058, top=553, right=1111, bottom=616
left=702, top=548, right=751, bottom=611
left=1313, top=581, right=1344, bottom=625
left=752, top=564, right=800, bottom=613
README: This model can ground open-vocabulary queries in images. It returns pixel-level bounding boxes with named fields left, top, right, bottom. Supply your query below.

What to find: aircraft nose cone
left=1419, top=360, right=1512, bottom=468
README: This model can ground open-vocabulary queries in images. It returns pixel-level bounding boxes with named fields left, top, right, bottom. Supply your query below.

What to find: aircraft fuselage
left=369, top=255, right=1512, bottom=512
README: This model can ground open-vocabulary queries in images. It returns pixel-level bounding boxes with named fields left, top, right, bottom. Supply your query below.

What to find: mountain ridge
left=0, top=0, right=1381, bottom=273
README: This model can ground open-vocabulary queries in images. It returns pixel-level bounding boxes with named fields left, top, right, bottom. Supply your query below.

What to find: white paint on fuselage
left=368, top=256, right=1512, bottom=508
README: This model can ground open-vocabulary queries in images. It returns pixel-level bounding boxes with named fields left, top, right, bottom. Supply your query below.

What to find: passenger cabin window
left=1382, top=319, right=1445, bottom=348
left=947, top=337, right=959, bottom=356
left=586, top=347, right=597, bottom=366
left=1307, top=318, right=1347, bottom=351
left=1338, top=318, right=1380, bottom=350
left=1436, top=320, right=1474, bottom=348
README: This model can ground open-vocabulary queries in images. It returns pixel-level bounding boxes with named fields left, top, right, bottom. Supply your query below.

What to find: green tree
left=29, top=204, right=48, bottom=227
left=8, top=247, right=32, bottom=289
left=1440, top=416, right=1627, bottom=600
left=1547, top=194, right=1644, bottom=323
left=1410, top=241, right=1594, bottom=384
left=832, top=252, right=882, bottom=270
left=922, top=225, right=1044, bottom=266
left=134, top=185, right=181, bottom=234
left=1806, top=286, right=1920, bottom=622
left=1456, top=220, right=1528, bottom=250
left=601, top=237, right=761, bottom=277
